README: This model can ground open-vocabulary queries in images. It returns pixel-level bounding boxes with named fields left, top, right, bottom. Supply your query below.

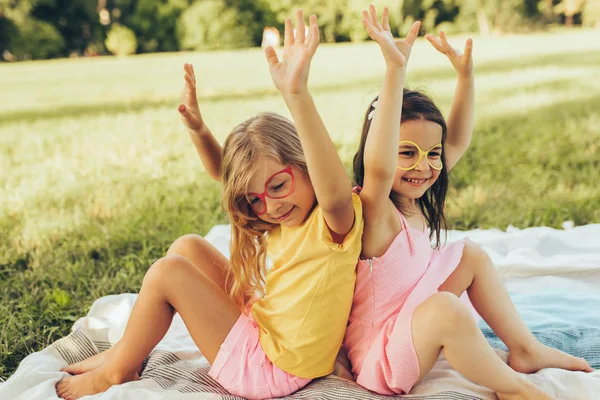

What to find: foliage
left=30, top=0, right=100, bottom=55
left=8, top=17, right=65, bottom=59
left=582, top=0, right=600, bottom=27
left=0, top=0, right=63, bottom=59
left=177, top=0, right=256, bottom=50
left=0, top=14, right=19, bottom=55
left=0, top=0, right=593, bottom=60
left=228, top=0, right=280, bottom=46
left=105, top=22, right=137, bottom=56
left=399, top=0, right=459, bottom=34
left=452, top=0, right=543, bottom=35
left=125, top=0, right=187, bottom=53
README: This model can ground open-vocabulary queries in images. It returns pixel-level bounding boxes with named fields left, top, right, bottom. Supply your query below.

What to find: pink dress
left=344, top=208, right=476, bottom=395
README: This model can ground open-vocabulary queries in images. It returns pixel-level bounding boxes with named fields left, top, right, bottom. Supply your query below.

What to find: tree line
left=0, top=0, right=598, bottom=61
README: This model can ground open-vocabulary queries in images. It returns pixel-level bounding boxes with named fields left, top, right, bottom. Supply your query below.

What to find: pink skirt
left=209, top=312, right=311, bottom=399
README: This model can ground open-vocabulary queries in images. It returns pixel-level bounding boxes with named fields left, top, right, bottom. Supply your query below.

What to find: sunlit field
left=1, top=29, right=599, bottom=379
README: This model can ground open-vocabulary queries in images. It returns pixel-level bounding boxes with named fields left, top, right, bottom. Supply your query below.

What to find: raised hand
left=178, top=63, right=206, bottom=133
left=264, top=10, right=319, bottom=97
left=362, top=5, right=421, bottom=69
left=425, top=32, right=473, bottom=79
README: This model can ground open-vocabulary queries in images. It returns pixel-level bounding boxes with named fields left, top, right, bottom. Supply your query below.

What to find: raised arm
left=178, top=63, right=223, bottom=182
left=360, top=6, right=420, bottom=221
left=264, top=10, right=354, bottom=237
left=425, top=32, right=474, bottom=171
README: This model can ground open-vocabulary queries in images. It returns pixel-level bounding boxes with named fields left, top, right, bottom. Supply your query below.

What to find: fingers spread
left=362, top=9, right=370, bottom=25
left=295, top=9, right=306, bottom=43
left=464, top=38, right=473, bottom=60
left=308, top=15, right=320, bottom=52
left=440, top=31, right=452, bottom=51
left=284, top=18, right=294, bottom=47
left=425, top=34, right=444, bottom=53
left=184, top=73, right=195, bottom=88
left=362, top=11, right=375, bottom=38
left=405, top=21, right=421, bottom=45
left=382, top=7, right=391, bottom=31
left=184, top=63, right=196, bottom=82
left=369, top=5, right=383, bottom=31
left=190, top=63, right=196, bottom=82
left=264, top=45, right=279, bottom=68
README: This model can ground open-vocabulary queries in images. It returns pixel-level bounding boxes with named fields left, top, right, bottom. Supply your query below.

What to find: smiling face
left=392, top=118, right=444, bottom=199
left=352, top=90, right=450, bottom=246
left=246, top=157, right=316, bottom=227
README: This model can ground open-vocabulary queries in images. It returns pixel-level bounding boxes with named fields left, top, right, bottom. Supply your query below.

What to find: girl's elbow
left=209, top=171, right=222, bottom=182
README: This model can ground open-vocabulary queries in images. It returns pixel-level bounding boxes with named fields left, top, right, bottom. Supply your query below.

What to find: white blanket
left=1, top=223, right=600, bottom=400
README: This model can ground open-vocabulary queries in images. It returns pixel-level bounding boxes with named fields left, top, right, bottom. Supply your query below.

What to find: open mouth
left=402, top=177, right=429, bottom=186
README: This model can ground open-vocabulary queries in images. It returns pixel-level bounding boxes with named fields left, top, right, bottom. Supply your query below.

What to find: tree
left=177, top=0, right=255, bottom=50
left=554, top=0, right=586, bottom=26
left=30, top=0, right=100, bottom=55
left=539, top=0, right=556, bottom=22
left=227, top=0, right=279, bottom=46
left=452, top=0, right=542, bottom=35
left=0, top=0, right=65, bottom=59
left=125, top=0, right=187, bottom=52
left=397, top=0, right=459, bottom=35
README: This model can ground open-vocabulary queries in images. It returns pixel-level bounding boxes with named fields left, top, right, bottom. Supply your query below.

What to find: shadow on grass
left=2, top=50, right=599, bottom=124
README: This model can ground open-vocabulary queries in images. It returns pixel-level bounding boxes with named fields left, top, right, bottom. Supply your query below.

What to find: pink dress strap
left=354, top=184, right=418, bottom=255
left=396, top=210, right=416, bottom=256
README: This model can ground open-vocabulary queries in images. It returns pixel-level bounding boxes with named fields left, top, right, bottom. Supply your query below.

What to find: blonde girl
left=56, top=11, right=363, bottom=400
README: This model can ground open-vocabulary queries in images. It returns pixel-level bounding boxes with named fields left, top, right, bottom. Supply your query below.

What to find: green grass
left=1, top=29, right=600, bottom=380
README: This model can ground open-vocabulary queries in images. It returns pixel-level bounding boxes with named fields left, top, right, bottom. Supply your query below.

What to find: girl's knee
left=463, top=240, right=491, bottom=265
left=144, top=254, right=192, bottom=286
left=416, top=292, right=474, bottom=333
left=167, top=234, right=207, bottom=257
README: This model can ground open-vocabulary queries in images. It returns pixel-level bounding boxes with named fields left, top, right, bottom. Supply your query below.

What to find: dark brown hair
left=352, top=89, right=449, bottom=247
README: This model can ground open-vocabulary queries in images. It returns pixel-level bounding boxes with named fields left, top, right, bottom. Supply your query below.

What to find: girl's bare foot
left=56, top=365, right=139, bottom=399
left=508, top=342, right=593, bottom=374
left=61, top=347, right=114, bottom=375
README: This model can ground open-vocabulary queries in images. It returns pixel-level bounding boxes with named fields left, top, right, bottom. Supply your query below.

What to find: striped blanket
left=2, top=223, right=600, bottom=399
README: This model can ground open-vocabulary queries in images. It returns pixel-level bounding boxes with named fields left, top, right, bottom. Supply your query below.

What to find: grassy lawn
left=1, top=29, right=599, bottom=379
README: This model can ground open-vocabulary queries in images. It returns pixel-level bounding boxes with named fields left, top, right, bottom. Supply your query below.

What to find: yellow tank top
left=251, top=193, right=363, bottom=378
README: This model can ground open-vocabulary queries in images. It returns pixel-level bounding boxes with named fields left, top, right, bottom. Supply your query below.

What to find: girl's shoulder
left=297, top=191, right=363, bottom=251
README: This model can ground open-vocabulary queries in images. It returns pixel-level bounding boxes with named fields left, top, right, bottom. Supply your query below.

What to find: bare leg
left=62, top=234, right=237, bottom=376
left=166, top=234, right=232, bottom=293
left=412, top=292, right=555, bottom=399
left=56, top=254, right=241, bottom=399
left=438, top=240, right=592, bottom=373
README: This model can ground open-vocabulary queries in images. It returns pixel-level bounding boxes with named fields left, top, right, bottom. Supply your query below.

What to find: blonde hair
left=221, top=112, right=309, bottom=307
